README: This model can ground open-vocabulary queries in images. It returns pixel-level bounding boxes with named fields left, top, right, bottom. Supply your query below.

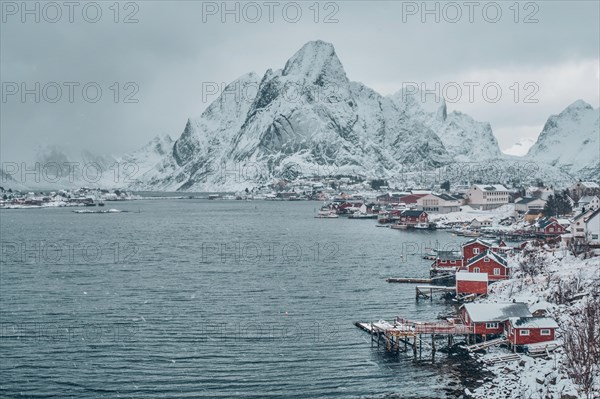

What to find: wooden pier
left=355, top=317, right=474, bottom=357
left=386, top=277, right=432, bottom=283
left=415, top=285, right=455, bottom=300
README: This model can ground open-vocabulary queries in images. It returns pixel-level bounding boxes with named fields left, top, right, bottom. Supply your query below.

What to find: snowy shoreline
left=467, top=249, right=600, bottom=399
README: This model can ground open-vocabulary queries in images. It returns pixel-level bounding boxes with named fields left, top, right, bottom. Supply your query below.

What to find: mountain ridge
left=1, top=41, right=596, bottom=191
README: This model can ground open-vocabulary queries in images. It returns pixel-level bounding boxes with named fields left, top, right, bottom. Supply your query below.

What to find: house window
left=494, top=268, right=501, bottom=275
left=519, top=329, right=530, bottom=336
left=541, top=329, right=551, bottom=336
left=485, top=322, right=498, bottom=329
left=484, top=257, right=490, bottom=262
left=549, top=227, right=554, bottom=232
left=473, top=248, right=480, bottom=254
left=473, top=267, right=480, bottom=273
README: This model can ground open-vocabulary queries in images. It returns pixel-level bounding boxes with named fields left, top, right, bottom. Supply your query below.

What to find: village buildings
left=466, top=184, right=510, bottom=210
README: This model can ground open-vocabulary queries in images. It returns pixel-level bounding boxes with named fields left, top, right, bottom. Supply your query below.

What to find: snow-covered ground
left=469, top=248, right=600, bottom=399
left=429, top=204, right=516, bottom=225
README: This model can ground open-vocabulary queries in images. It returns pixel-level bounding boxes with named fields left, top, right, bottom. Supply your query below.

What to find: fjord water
left=0, top=200, right=472, bottom=398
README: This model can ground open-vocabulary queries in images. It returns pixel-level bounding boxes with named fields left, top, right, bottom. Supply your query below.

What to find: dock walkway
left=355, top=317, right=474, bottom=356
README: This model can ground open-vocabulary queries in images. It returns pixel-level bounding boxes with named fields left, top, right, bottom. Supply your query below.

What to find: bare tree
left=563, top=296, right=600, bottom=398
left=518, top=253, right=547, bottom=279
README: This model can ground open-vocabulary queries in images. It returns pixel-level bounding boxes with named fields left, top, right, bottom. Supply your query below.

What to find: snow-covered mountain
left=2, top=145, right=121, bottom=189
left=0, top=138, right=175, bottom=190
left=4, top=41, right=594, bottom=192
left=392, top=91, right=502, bottom=162
left=127, top=40, right=507, bottom=191
left=503, top=138, right=536, bottom=157
left=526, top=100, right=599, bottom=178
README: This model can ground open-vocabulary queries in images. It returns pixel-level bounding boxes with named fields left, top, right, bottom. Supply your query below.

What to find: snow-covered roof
left=508, top=317, right=559, bottom=329
left=578, top=195, right=598, bottom=203
left=466, top=250, right=508, bottom=267
left=401, top=209, right=426, bottom=217
left=462, top=302, right=532, bottom=322
left=461, top=238, right=494, bottom=248
left=472, top=184, right=509, bottom=192
left=538, top=218, right=560, bottom=229
left=516, top=196, right=546, bottom=204
left=586, top=208, right=600, bottom=222
left=456, top=272, right=488, bottom=282
left=434, top=193, right=463, bottom=201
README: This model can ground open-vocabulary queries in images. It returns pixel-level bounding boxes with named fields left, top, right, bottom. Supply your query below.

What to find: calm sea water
left=0, top=199, right=479, bottom=398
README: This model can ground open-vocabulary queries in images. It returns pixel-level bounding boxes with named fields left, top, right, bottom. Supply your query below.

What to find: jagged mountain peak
left=527, top=100, right=599, bottom=176
left=563, top=99, right=593, bottom=112
left=282, top=40, right=347, bottom=85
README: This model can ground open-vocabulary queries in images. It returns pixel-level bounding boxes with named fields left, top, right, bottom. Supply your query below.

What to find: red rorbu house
left=398, top=210, right=428, bottom=225
left=505, top=317, right=559, bottom=346
left=536, top=217, right=567, bottom=237
left=337, top=201, right=364, bottom=213
left=430, top=251, right=464, bottom=277
left=397, top=194, right=427, bottom=205
left=455, top=271, right=488, bottom=296
left=434, top=251, right=464, bottom=268
left=464, top=250, right=510, bottom=281
left=460, top=302, right=532, bottom=338
left=461, top=238, right=508, bottom=262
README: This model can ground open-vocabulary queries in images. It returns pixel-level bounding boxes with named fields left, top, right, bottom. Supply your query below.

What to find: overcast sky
left=1, top=0, right=599, bottom=163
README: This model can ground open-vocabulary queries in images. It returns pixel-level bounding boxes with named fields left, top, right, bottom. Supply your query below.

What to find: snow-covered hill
left=503, top=138, right=536, bottom=157
left=526, top=100, right=599, bottom=178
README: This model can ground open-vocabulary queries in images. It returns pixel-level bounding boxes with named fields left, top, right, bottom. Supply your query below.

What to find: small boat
left=414, top=223, right=429, bottom=229
left=377, top=212, right=391, bottom=224
left=348, top=204, right=378, bottom=219
left=463, top=231, right=480, bottom=237
left=390, top=223, right=408, bottom=230
left=98, top=200, right=105, bottom=207
left=315, top=210, right=339, bottom=218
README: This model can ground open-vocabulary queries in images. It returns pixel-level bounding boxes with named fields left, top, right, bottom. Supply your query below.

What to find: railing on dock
left=355, top=317, right=476, bottom=357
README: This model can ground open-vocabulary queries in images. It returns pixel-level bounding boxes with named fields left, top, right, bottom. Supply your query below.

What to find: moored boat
left=390, top=223, right=408, bottom=230
left=315, top=209, right=339, bottom=218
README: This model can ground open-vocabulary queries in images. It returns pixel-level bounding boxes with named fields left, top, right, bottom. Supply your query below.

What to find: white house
left=571, top=209, right=592, bottom=240
left=416, top=193, right=464, bottom=213
left=585, top=209, right=600, bottom=246
left=515, top=197, right=547, bottom=213
left=577, top=195, right=600, bottom=212
left=467, top=184, right=510, bottom=210
left=470, top=218, right=492, bottom=228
